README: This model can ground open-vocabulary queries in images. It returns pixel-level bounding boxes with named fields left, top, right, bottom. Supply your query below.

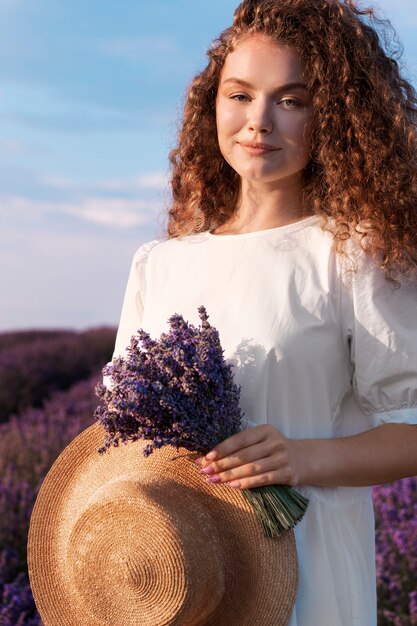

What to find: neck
left=215, top=177, right=311, bottom=235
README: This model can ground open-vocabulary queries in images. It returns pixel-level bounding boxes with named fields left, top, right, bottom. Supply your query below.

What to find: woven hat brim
left=28, top=422, right=297, bottom=626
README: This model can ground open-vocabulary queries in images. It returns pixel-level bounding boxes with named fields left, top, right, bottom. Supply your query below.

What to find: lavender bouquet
left=95, top=306, right=308, bottom=538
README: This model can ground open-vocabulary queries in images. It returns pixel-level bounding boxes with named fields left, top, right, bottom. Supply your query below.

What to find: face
left=216, top=35, right=313, bottom=191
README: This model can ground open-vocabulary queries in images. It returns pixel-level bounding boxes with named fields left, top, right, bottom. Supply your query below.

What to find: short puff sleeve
left=341, top=250, right=417, bottom=428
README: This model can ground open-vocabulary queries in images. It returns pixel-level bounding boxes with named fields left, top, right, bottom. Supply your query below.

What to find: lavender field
left=0, top=329, right=415, bottom=625
left=0, top=328, right=115, bottom=625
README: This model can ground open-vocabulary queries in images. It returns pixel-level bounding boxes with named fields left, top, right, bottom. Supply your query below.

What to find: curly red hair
left=166, top=0, right=417, bottom=280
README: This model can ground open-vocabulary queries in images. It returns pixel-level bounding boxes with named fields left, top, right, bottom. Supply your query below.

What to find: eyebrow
left=221, top=78, right=308, bottom=92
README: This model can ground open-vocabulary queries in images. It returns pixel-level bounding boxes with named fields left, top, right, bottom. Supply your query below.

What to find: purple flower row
left=0, top=372, right=101, bottom=625
left=373, top=478, right=417, bottom=625
left=0, top=327, right=115, bottom=422
left=0, top=549, right=41, bottom=626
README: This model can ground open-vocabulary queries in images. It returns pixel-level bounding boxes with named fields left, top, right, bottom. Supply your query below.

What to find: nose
left=247, top=99, right=273, bottom=134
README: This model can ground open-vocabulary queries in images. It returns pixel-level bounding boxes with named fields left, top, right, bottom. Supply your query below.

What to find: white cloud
left=39, top=171, right=169, bottom=193
left=1, top=195, right=161, bottom=228
left=136, top=172, right=169, bottom=189
left=66, top=197, right=159, bottom=228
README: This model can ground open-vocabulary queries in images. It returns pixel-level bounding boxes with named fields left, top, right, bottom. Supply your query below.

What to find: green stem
left=242, top=485, right=309, bottom=539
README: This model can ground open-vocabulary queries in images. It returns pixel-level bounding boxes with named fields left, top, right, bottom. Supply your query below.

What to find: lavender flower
left=373, top=477, right=417, bottom=625
left=0, top=549, right=42, bottom=626
left=95, top=307, right=243, bottom=457
left=0, top=370, right=101, bottom=625
left=95, top=306, right=308, bottom=537
left=0, top=328, right=115, bottom=422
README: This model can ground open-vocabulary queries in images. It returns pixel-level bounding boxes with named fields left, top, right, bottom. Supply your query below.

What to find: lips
left=240, top=142, right=278, bottom=150
left=238, top=141, right=280, bottom=155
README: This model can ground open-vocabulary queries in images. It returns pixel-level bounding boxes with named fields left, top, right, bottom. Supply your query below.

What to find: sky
left=1, top=0, right=416, bottom=332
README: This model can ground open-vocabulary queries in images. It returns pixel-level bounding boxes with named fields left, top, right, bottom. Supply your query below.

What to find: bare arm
left=294, top=422, right=417, bottom=487
left=197, top=422, right=417, bottom=489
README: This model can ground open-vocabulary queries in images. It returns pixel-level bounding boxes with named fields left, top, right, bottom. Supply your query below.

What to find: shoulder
left=132, top=232, right=210, bottom=267
left=134, top=233, right=206, bottom=257
left=132, top=239, right=162, bottom=264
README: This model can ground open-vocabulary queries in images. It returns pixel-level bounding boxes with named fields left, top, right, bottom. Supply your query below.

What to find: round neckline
left=206, top=215, right=320, bottom=240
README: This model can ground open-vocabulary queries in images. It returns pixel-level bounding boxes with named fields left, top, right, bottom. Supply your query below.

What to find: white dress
left=112, top=215, right=417, bottom=626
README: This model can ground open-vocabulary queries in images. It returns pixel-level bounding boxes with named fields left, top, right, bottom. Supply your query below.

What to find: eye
left=231, top=94, right=251, bottom=102
left=279, top=98, right=302, bottom=109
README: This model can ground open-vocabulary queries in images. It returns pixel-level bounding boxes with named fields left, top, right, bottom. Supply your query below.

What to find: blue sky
left=1, top=0, right=416, bottom=331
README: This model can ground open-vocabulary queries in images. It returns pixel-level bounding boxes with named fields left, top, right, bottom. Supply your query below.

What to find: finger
left=205, top=456, right=277, bottom=485
left=204, top=425, right=271, bottom=462
left=226, top=470, right=280, bottom=490
left=199, top=441, right=273, bottom=475
left=226, top=460, right=297, bottom=489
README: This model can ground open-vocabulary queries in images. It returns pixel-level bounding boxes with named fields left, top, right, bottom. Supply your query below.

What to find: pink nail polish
left=205, top=450, right=218, bottom=461
left=206, top=474, right=221, bottom=484
left=199, top=465, right=214, bottom=476
left=227, top=481, right=241, bottom=489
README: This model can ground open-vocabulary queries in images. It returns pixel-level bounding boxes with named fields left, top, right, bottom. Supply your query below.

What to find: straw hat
left=28, top=422, right=298, bottom=626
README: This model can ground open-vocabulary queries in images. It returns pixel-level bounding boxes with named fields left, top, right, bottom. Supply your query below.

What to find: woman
left=112, top=0, right=417, bottom=624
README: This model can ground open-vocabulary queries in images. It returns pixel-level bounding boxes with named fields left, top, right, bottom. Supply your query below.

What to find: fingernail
left=205, top=450, right=218, bottom=461
left=199, top=465, right=214, bottom=475
left=195, top=456, right=204, bottom=466
left=206, top=474, right=221, bottom=484
left=227, top=480, right=241, bottom=489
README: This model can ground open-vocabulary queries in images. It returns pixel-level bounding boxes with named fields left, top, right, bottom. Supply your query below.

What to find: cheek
left=216, top=105, right=241, bottom=141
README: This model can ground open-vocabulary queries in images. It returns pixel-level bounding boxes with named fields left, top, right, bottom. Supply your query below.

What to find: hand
left=196, top=424, right=302, bottom=489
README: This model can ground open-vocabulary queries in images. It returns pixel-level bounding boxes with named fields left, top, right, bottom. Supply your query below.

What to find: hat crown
left=67, top=477, right=225, bottom=625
